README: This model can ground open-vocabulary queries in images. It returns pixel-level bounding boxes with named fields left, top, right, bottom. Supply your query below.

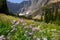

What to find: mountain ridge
left=7, top=1, right=31, bottom=13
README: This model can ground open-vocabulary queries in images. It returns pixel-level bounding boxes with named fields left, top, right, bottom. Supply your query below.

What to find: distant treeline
left=43, top=2, right=60, bottom=25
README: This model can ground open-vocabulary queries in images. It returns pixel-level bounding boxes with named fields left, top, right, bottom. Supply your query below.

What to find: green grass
left=0, top=14, right=60, bottom=40
left=0, top=20, right=12, bottom=36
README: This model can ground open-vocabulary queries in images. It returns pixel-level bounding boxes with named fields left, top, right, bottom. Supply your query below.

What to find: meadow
left=0, top=14, right=60, bottom=40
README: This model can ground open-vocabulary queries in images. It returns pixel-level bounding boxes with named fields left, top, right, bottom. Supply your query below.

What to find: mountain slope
left=7, top=1, right=31, bottom=13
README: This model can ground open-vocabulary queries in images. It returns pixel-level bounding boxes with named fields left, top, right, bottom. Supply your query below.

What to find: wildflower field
left=0, top=14, right=60, bottom=40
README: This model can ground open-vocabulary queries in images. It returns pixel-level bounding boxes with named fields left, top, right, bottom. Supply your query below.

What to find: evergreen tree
left=0, top=0, right=8, bottom=14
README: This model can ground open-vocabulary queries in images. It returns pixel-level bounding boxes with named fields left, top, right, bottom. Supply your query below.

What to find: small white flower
left=42, top=37, right=47, bottom=40
left=38, top=26, right=41, bottom=28
left=0, top=35, right=5, bottom=40
left=0, top=35, right=4, bottom=38
left=22, top=22, right=27, bottom=26
left=24, top=34, right=27, bottom=36
left=28, top=32, right=33, bottom=35
left=37, top=38, right=40, bottom=40
left=16, top=21, right=19, bottom=25
left=12, top=20, right=16, bottom=24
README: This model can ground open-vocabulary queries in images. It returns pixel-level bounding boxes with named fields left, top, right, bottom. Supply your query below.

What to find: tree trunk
left=0, top=0, right=8, bottom=14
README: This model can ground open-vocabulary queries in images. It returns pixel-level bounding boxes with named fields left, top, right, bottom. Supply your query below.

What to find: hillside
left=0, top=14, right=60, bottom=40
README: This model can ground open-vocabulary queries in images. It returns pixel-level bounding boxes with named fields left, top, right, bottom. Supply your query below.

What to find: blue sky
left=7, top=0, right=24, bottom=3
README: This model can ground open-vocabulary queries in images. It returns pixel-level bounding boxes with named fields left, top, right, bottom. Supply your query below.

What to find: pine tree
left=0, top=0, right=8, bottom=14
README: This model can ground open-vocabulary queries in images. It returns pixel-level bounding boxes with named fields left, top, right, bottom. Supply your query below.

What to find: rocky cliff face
left=20, top=0, right=50, bottom=17
left=27, top=0, right=60, bottom=17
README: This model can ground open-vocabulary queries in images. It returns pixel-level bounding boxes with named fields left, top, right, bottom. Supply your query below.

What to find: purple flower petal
left=32, top=28, right=39, bottom=31
left=28, top=32, right=33, bottom=35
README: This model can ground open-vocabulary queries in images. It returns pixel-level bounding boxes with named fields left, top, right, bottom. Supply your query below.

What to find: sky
left=7, top=0, right=24, bottom=3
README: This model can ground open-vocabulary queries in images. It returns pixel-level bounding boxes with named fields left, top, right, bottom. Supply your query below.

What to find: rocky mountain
left=7, top=1, right=31, bottom=13
left=7, top=0, right=60, bottom=16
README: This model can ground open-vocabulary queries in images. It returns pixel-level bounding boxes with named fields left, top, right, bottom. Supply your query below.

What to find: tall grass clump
left=0, top=20, right=12, bottom=36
